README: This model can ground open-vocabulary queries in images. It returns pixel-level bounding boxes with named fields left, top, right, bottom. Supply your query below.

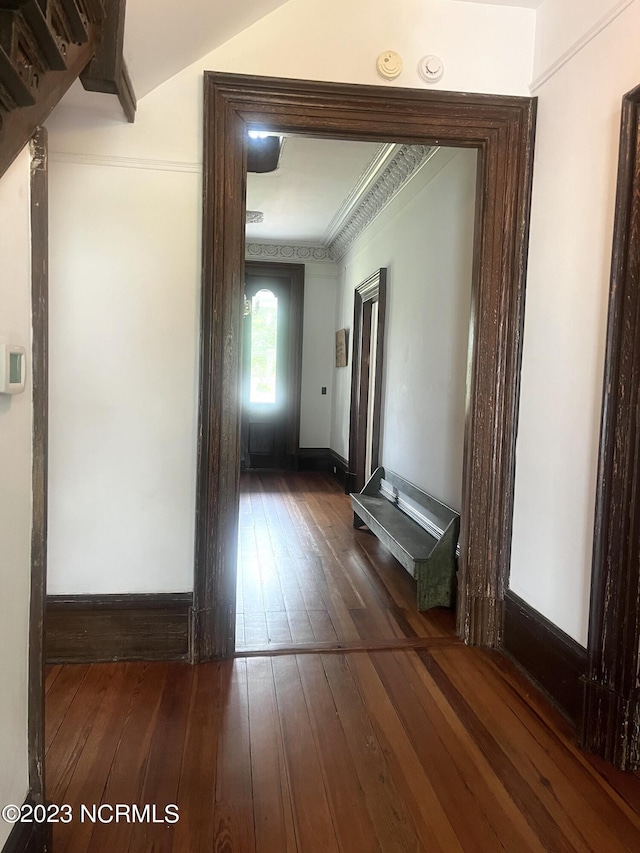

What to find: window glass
left=250, top=289, right=278, bottom=404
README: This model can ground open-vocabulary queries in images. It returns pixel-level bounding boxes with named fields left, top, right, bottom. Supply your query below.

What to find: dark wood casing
left=195, top=72, right=536, bottom=660
left=582, top=83, right=640, bottom=769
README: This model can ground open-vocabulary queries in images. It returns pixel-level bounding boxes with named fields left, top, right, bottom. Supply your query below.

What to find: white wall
left=332, top=148, right=477, bottom=510
left=299, top=262, right=338, bottom=448
left=47, top=162, right=200, bottom=594
left=0, top=145, right=32, bottom=847
left=509, top=0, right=640, bottom=645
left=45, top=0, right=533, bottom=595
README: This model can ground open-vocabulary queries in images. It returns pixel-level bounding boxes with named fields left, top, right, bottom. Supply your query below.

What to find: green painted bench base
left=351, top=468, right=460, bottom=611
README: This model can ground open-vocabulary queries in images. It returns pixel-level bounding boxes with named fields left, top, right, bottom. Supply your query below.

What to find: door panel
left=242, top=275, right=290, bottom=469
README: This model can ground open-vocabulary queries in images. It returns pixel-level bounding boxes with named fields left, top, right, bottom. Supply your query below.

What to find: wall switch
left=321, top=386, right=327, bottom=395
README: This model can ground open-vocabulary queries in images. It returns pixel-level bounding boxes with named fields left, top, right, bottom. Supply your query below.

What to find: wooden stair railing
left=0, top=0, right=135, bottom=180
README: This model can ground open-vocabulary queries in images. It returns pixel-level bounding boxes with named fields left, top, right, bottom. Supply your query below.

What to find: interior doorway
left=193, top=72, right=535, bottom=661
left=348, top=268, right=387, bottom=494
left=241, top=261, right=304, bottom=471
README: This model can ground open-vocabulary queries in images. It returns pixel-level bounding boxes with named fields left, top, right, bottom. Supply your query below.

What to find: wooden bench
left=351, top=467, right=460, bottom=611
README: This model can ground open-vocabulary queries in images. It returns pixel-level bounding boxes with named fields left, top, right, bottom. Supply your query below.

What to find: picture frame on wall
left=336, top=328, right=348, bottom=367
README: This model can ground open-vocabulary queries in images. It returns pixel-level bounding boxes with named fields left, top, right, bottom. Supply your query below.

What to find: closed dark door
left=241, top=273, right=292, bottom=469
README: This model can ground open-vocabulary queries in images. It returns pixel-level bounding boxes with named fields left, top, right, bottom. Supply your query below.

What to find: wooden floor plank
left=127, top=662, right=194, bottom=853
left=171, top=662, right=221, bottom=853
left=214, top=660, right=256, bottom=853
left=45, top=663, right=89, bottom=748
left=52, top=664, right=146, bottom=853
left=246, top=658, right=297, bottom=853
left=46, top=664, right=115, bottom=804
left=340, top=651, right=464, bottom=852
left=321, top=652, right=441, bottom=853
left=402, top=650, right=550, bottom=853
left=271, top=656, right=340, bottom=852
left=436, top=646, right=640, bottom=852
left=297, top=654, right=383, bottom=853
left=370, top=649, right=546, bottom=853
left=45, top=663, right=62, bottom=694
left=424, top=649, right=590, bottom=853
left=85, top=663, right=169, bottom=853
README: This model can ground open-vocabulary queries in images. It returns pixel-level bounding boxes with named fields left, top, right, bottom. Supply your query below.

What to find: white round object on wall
left=418, top=55, right=444, bottom=84
left=376, top=50, right=403, bottom=80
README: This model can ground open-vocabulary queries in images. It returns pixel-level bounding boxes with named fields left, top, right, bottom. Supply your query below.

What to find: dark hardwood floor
left=44, top=472, right=640, bottom=851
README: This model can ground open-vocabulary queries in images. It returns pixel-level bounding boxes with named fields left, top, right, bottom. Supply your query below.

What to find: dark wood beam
left=80, top=0, right=135, bottom=122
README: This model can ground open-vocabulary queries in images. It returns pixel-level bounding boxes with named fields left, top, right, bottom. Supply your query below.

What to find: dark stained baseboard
left=45, top=593, right=192, bottom=663
left=297, top=447, right=349, bottom=488
left=329, top=450, right=349, bottom=491
left=297, top=447, right=332, bottom=471
left=503, top=590, right=587, bottom=725
left=1, top=794, right=50, bottom=853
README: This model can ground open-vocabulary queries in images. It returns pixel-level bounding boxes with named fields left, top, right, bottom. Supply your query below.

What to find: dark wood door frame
left=348, top=268, right=386, bottom=494
left=193, top=72, right=536, bottom=660
left=30, top=127, right=48, bottom=846
left=243, top=260, right=304, bottom=469
left=582, top=83, right=640, bottom=769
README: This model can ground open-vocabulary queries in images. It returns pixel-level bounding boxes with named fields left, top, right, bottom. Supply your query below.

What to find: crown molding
left=49, top=151, right=201, bottom=173
left=246, top=144, right=438, bottom=264
left=321, top=143, right=397, bottom=246
left=245, top=243, right=335, bottom=263
left=328, top=144, right=437, bottom=261
left=530, top=0, right=635, bottom=93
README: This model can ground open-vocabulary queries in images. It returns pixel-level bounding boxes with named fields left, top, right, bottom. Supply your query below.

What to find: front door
left=241, top=269, right=299, bottom=469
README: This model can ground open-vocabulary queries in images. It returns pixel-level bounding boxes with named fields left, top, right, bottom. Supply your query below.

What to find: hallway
left=44, top=473, right=640, bottom=851
left=236, top=471, right=455, bottom=651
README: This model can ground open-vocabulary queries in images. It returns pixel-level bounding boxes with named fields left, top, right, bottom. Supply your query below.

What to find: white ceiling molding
left=245, top=243, right=335, bottom=263
left=321, top=143, right=398, bottom=246
left=328, top=145, right=437, bottom=261
left=246, top=144, right=438, bottom=264
left=49, top=151, right=201, bottom=174
left=530, top=0, right=635, bottom=93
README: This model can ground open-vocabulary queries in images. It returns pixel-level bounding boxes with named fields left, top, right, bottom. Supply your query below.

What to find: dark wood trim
left=45, top=593, right=192, bottom=662
left=244, top=260, right=304, bottom=468
left=235, top=635, right=460, bottom=658
left=296, top=447, right=332, bottom=471
left=582, top=83, right=640, bottom=769
left=348, top=268, right=386, bottom=494
left=0, top=16, right=100, bottom=179
left=28, top=127, right=47, bottom=813
left=196, top=72, right=536, bottom=659
left=295, top=448, right=349, bottom=486
left=80, top=0, right=136, bottom=122
left=503, top=591, right=587, bottom=725
left=1, top=794, right=50, bottom=853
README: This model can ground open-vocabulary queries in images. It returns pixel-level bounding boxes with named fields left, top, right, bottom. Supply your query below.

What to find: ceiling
left=245, top=137, right=390, bottom=246
left=123, top=0, right=290, bottom=98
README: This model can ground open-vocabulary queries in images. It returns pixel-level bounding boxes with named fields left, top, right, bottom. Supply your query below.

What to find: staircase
left=0, top=0, right=134, bottom=178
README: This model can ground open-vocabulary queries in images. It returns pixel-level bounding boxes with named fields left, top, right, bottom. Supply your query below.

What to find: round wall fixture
left=418, top=55, right=444, bottom=83
left=376, top=50, right=403, bottom=80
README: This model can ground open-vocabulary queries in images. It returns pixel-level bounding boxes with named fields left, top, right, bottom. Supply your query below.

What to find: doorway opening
left=348, top=268, right=386, bottom=494
left=193, top=73, right=535, bottom=661
left=241, top=261, right=304, bottom=471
